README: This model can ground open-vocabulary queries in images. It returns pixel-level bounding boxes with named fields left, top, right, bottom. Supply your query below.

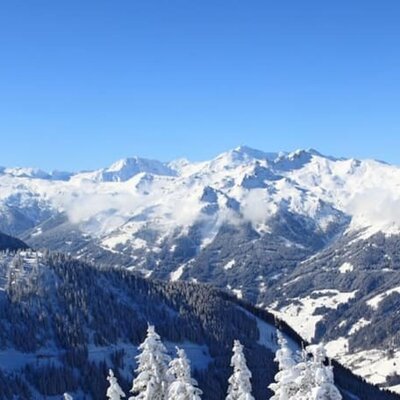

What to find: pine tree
left=130, top=325, right=171, bottom=400
left=291, top=348, right=314, bottom=400
left=167, top=347, right=202, bottom=400
left=107, top=369, right=126, bottom=400
left=308, top=345, right=342, bottom=400
left=269, top=331, right=300, bottom=400
left=226, top=340, right=254, bottom=400
left=291, top=344, right=342, bottom=400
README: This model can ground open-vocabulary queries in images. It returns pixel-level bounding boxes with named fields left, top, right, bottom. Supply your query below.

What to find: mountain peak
left=99, top=156, right=176, bottom=181
left=231, top=145, right=280, bottom=161
left=107, top=156, right=141, bottom=172
left=3, top=167, right=51, bottom=180
left=225, top=146, right=330, bottom=164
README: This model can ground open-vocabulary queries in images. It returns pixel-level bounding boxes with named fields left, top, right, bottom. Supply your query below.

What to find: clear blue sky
left=1, top=1, right=400, bottom=170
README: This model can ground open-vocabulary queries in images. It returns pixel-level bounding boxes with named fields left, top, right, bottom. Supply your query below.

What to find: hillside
left=0, top=249, right=397, bottom=400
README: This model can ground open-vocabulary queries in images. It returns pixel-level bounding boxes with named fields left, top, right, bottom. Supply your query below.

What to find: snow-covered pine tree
left=269, top=331, right=300, bottom=400
left=167, top=347, right=202, bottom=400
left=107, top=369, right=126, bottom=400
left=308, top=344, right=342, bottom=400
left=129, top=325, right=171, bottom=400
left=292, top=344, right=342, bottom=400
left=226, top=340, right=254, bottom=400
left=292, top=346, right=316, bottom=400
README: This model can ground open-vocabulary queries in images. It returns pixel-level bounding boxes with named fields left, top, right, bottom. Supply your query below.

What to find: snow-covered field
left=269, top=290, right=357, bottom=341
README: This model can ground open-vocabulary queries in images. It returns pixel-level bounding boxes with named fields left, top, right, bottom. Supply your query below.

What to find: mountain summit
left=73, top=156, right=177, bottom=182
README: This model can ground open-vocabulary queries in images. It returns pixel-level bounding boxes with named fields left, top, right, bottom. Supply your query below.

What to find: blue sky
left=1, top=1, right=399, bottom=170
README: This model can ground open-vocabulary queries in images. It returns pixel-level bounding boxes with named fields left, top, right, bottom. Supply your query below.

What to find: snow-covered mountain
left=73, top=156, right=177, bottom=182
left=2, top=146, right=400, bottom=392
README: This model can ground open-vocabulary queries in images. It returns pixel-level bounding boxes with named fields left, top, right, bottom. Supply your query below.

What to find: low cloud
left=241, top=189, right=277, bottom=227
left=346, top=188, right=400, bottom=229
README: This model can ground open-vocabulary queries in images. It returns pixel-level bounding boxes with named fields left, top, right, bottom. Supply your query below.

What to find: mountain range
left=1, top=146, right=400, bottom=393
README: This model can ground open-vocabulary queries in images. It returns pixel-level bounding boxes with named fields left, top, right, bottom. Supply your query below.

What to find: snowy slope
left=264, top=231, right=400, bottom=395
left=0, top=249, right=393, bottom=400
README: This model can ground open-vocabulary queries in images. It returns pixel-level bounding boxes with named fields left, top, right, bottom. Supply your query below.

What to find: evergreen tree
left=167, top=347, right=202, bottom=400
left=107, top=369, right=126, bottom=400
left=226, top=340, right=254, bottom=400
left=130, top=325, right=171, bottom=400
left=269, top=331, right=300, bottom=400
left=308, top=345, right=342, bottom=400
left=292, top=344, right=342, bottom=400
left=291, top=347, right=315, bottom=400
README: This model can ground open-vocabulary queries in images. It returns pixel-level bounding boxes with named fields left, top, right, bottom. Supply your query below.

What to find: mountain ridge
left=0, top=146, right=374, bottom=180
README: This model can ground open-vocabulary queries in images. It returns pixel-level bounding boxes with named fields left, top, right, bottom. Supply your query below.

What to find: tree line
left=63, top=325, right=342, bottom=400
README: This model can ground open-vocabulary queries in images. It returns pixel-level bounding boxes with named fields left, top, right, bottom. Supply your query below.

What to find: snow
left=256, top=316, right=299, bottom=355
left=270, top=290, right=357, bottom=341
left=0, top=250, right=43, bottom=291
left=259, top=281, right=267, bottom=293
left=339, top=262, right=354, bottom=273
left=167, top=348, right=202, bottom=400
left=106, top=370, right=125, bottom=400
left=349, top=318, right=371, bottom=335
left=170, top=265, right=185, bottom=281
left=325, top=338, right=349, bottom=359
left=223, top=259, right=236, bottom=270
left=31, top=227, right=43, bottom=237
left=327, top=347, right=400, bottom=393
left=4, top=167, right=51, bottom=179
left=232, top=288, right=243, bottom=299
left=321, top=321, right=400, bottom=395
left=226, top=340, right=254, bottom=400
left=268, top=330, right=343, bottom=400
left=101, top=234, right=134, bottom=250
left=76, top=157, right=176, bottom=183
left=367, top=286, right=400, bottom=310
left=287, top=155, right=400, bottom=238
